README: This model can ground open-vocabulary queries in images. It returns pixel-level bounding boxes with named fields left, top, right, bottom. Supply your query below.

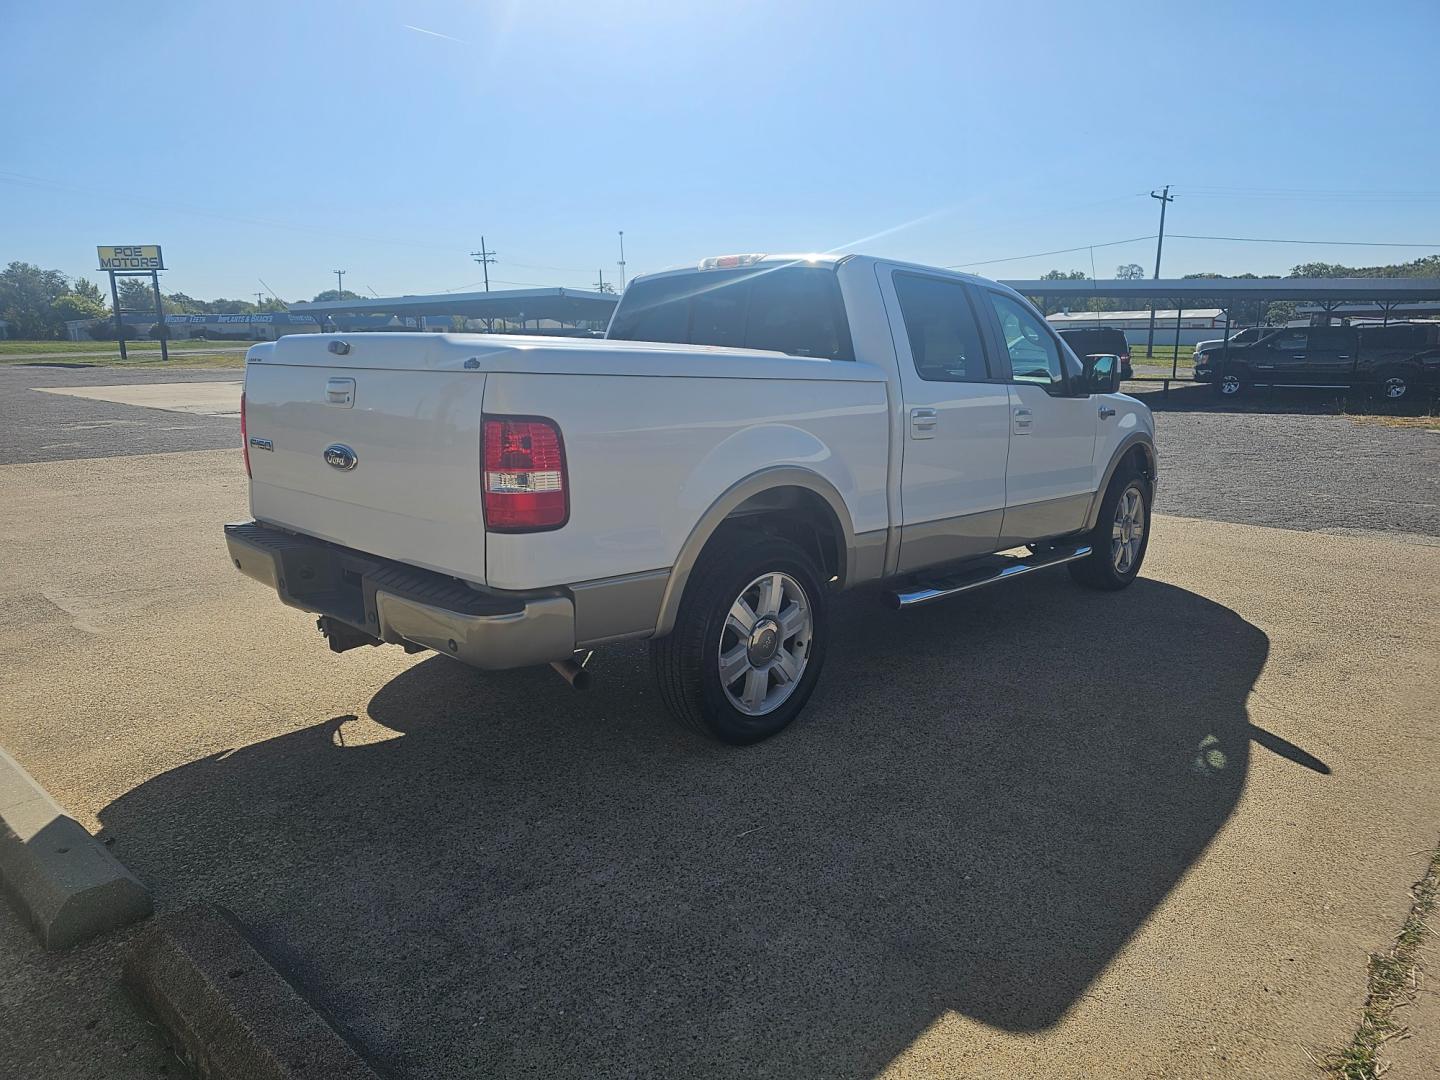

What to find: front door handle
left=1012, top=406, right=1033, bottom=435
left=910, top=407, right=937, bottom=440
left=1099, top=405, right=1116, bottom=419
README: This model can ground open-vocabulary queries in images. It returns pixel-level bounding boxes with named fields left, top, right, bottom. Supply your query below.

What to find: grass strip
left=1322, top=845, right=1440, bottom=1079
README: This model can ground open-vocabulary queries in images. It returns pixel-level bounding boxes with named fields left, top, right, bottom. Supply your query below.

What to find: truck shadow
left=98, top=575, right=1312, bottom=1078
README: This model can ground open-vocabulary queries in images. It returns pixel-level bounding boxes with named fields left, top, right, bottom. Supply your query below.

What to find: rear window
left=607, top=265, right=854, bottom=360
left=1360, top=324, right=1426, bottom=350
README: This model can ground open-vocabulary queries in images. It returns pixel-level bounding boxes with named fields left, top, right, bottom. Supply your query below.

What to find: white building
left=1046, top=308, right=1225, bottom=347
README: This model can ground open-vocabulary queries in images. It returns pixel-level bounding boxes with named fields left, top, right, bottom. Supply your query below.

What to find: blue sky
left=4, top=0, right=1438, bottom=302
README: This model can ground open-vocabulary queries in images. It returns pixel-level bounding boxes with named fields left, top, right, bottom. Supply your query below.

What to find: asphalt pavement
left=0, top=365, right=238, bottom=464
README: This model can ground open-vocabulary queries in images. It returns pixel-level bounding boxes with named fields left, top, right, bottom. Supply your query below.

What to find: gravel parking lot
left=1135, top=384, right=1440, bottom=541
left=1, top=369, right=1438, bottom=1079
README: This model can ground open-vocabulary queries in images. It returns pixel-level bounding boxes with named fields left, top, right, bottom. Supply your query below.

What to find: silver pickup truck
left=228, top=253, right=1156, bottom=743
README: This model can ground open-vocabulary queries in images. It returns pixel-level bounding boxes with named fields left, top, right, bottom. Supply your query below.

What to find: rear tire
left=1068, top=470, right=1152, bottom=591
left=1374, top=368, right=1416, bottom=402
left=650, top=534, right=829, bottom=744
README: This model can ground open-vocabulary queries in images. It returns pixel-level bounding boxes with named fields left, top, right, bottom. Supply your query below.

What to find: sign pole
left=150, top=270, right=168, bottom=363
left=108, top=270, right=127, bottom=361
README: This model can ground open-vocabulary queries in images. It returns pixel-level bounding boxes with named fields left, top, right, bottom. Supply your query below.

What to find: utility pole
left=470, top=237, right=497, bottom=292
left=594, top=269, right=608, bottom=293
left=254, top=291, right=264, bottom=309
left=334, top=269, right=346, bottom=297
left=1144, top=185, right=1174, bottom=354
left=617, top=230, right=626, bottom=289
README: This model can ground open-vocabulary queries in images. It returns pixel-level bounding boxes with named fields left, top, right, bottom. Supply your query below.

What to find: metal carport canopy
left=998, top=277, right=1440, bottom=302
left=288, top=287, right=620, bottom=323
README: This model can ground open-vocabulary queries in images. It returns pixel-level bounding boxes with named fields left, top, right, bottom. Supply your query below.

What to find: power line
left=1179, top=185, right=1440, bottom=199
left=947, top=235, right=1155, bottom=269
left=504, top=258, right=591, bottom=273
left=1171, top=233, right=1440, bottom=248
left=257, top=277, right=285, bottom=307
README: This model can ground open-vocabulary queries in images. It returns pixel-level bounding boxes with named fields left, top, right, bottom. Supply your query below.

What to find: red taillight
left=482, top=417, right=567, bottom=532
left=240, top=391, right=251, bottom=478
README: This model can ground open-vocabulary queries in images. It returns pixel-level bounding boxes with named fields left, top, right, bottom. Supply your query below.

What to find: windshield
left=607, top=265, right=854, bottom=360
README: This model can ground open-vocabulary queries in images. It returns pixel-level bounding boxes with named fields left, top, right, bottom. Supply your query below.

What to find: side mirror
left=1081, top=353, right=1121, bottom=394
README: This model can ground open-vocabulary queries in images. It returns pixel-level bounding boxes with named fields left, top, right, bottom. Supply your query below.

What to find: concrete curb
left=0, top=747, right=152, bottom=949
left=125, top=904, right=382, bottom=1080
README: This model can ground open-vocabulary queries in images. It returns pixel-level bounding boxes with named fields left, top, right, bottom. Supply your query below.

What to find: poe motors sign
left=96, top=244, right=169, bottom=360
left=97, top=244, right=165, bottom=271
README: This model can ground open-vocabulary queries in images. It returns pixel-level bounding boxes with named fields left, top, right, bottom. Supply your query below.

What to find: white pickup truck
left=227, top=253, right=1155, bottom=743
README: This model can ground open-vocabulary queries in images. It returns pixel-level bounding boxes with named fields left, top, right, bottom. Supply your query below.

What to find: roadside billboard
left=97, top=245, right=165, bottom=271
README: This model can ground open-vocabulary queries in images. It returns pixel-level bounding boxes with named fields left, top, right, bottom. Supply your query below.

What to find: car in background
left=1057, top=327, right=1133, bottom=379
left=1192, top=325, right=1272, bottom=355
left=1194, top=322, right=1440, bottom=400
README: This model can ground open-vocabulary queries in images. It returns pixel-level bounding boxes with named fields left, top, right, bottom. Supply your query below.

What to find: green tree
left=310, top=289, right=364, bottom=303
left=1288, top=255, right=1440, bottom=279
left=1115, top=263, right=1145, bottom=280
left=70, top=277, right=105, bottom=304
left=117, top=277, right=163, bottom=313
left=51, top=292, right=108, bottom=324
left=206, top=297, right=259, bottom=313
left=0, top=261, right=71, bottom=338
left=1030, top=269, right=1088, bottom=315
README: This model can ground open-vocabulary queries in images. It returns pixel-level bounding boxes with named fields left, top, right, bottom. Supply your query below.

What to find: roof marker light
left=700, top=254, right=767, bottom=271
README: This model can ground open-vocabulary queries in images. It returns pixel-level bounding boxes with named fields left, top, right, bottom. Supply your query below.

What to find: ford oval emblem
left=323, top=444, right=358, bottom=471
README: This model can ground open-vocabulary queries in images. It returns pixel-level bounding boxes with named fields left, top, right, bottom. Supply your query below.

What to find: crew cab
left=1195, top=322, right=1440, bottom=400
left=227, top=254, right=1156, bottom=744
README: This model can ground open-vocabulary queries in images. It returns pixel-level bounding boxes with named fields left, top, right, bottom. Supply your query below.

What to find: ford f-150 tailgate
left=242, top=333, right=489, bottom=583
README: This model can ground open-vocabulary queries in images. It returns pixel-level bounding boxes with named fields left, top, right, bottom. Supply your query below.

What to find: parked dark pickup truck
left=1194, top=322, right=1440, bottom=400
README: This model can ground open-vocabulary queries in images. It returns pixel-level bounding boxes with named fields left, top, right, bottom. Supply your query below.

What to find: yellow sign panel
left=97, top=245, right=165, bottom=271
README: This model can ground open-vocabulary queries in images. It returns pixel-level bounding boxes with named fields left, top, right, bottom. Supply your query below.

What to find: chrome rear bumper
left=224, top=521, right=575, bottom=670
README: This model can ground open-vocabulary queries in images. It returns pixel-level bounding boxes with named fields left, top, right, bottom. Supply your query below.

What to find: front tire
left=650, top=534, right=829, bottom=744
left=1215, top=370, right=1247, bottom=398
left=1069, top=471, right=1152, bottom=591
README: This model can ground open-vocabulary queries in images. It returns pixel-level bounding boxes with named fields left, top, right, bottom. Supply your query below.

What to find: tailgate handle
left=325, top=377, right=355, bottom=408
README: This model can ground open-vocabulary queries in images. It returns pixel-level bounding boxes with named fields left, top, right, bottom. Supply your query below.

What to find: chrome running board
left=889, top=544, right=1092, bottom=609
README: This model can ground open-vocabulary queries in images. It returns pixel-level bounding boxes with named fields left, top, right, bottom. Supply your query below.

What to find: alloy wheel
left=718, top=571, right=813, bottom=716
left=1111, top=486, right=1146, bottom=575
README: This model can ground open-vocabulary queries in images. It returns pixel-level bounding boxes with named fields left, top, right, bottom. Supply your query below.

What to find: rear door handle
left=1099, top=406, right=1116, bottom=419
left=910, top=407, right=937, bottom=440
left=1012, top=406, right=1033, bottom=435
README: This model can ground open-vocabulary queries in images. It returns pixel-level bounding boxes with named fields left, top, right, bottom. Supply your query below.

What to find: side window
left=1273, top=330, right=1308, bottom=353
left=985, top=292, right=1063, bottom=388
left=892, top=272, right=991, bottom=382
left=1362, top=325, right=1422, bottom=351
